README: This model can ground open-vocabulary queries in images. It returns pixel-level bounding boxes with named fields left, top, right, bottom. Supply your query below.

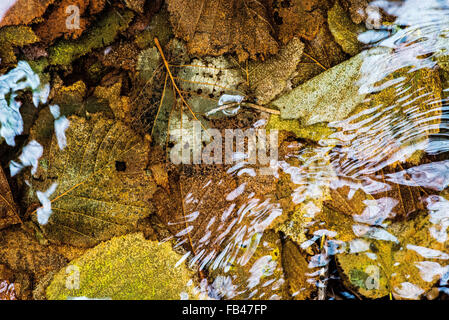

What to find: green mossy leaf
left=48, top=9, right=134, bottom=66
left=46, top=233, right=198, bottom=300
left=328, top=1, right=364, bottom=56
left=0, top=26, right=39, bottom=65
left=27, top=115, right=157, bottom=247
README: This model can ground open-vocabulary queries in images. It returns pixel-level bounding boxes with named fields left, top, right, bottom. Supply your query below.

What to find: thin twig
left=208, top=101, right=280, bottom=115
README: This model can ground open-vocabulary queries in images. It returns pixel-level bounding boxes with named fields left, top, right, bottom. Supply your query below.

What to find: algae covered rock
left=46, top=233, right=198, bottom=300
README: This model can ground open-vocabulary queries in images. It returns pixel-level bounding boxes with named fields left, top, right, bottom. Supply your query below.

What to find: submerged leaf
left=46, top=233, right=199, bottom=300
left=0, top=0, right=55, bottom=27
left=267, top=0, right=328, bottom=43
left=0, top=166, right=21, bottom=230
left=0, top=26, right=39, bottom=65
left=0, top=227, right=66, bottom=278
left=337, top=213, right=449, bottom=299
left=166, top=0, right=278, bottom=61
left=328, top=0, right=364, bottom=56
left=249, top=37, right=304, bottom=105
left=27, top=115, right=157, bottom=247
left=282, top=239, right=315, bottom=299
left=209, top=231, right=288, bottom=300
left=35, top=0, right=89, bottom=43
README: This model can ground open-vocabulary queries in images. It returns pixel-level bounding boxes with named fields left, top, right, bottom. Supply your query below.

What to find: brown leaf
left=326, top=167, right=427, bottom=221
left=0, top=0, right=55, bottom=27
left=282, top=239, right=315, bottom=299
left=89, top=0, right=107, bottom=14
left=0, top=228, right=66, bottom=278
left=153, top=165, right=282, bottom=270
left=326, top=184, right=374, bottom=217
left=166, top=0, right=279, bottom=61
left=0, top=167, right=20, bottom=230
left=340, top=0, right=369, bottom=24
left=35, top=0, right=89, bottom=44
left=267, top=0, right=329, bottom=43
left=292, top=22, right=348, bottom=86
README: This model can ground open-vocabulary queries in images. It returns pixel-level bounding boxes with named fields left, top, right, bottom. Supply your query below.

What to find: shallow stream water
left=2, top=0, right=449, bottom=300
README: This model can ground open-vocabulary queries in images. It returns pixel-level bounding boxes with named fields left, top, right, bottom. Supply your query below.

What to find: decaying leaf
left=0, top=26, right=39, bottom=66
left=35, top=0, right=89, bottom=44
left=340, top=0, right=369, bottom=24
left=0, top=227, right=66, bottom=278
left=328, top=0, right=363, bottom=56
left=48, top=9, right=134, bottom=66
left=27, top=115, right=157, bottom=247
left=166, top=0, right=278, bottom=61
left=0, top=167, right=21, bottom=230
left=267, top=0, right=328, bottom=43
left=249, top=37, right=304, bottom=105
left=282, top=239, right=315, bottom=299
left=336, top=213, right=449, bottom=299
left=326, top=165, right=427, bottom=223
left=123, top=0, right=146, bottom=13
left=0, top=0, right=55, bottom=27
left=46, top=233, right=199, bottom=300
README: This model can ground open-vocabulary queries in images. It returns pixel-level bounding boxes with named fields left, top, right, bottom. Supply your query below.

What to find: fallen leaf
left=46, top=233, right=199, bottom=300
left=328, top=0, right=364, bottom=56
left=0, top=167, right=20, bottom=230
left=249, top=37, right=304, bottom=104
left=27, top=115, right=157, bottom=247
left=0, top=227, right=66, bottom=278
left=282, top=239, right=315, bottom=299
left=35, top=0, right=89, bottom=44
left=340, top=0, right=369, bottom=24
left=166, top=0, right=278, bottom=61
left=153, top=165, right=282, bottom=272
left=268, top=0, right=329, bottom=43
left=0, top=0, right=55, bottom=27
left=48, top=9, right=134, bottom=66
left=337, top=213, right=449, bottom=299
